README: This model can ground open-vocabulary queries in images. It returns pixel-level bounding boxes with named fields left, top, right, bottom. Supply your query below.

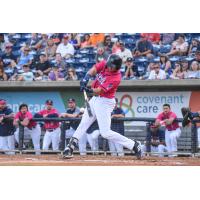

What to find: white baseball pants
left=87, top=130, right=100, bottom=152
left=66, top=128, right=87, bottom=155
left=73, top=96, right=135, bottom=150
left=15, top=124, right=41, bottom=154
left=165, top=128, right=181, bottom=154
left=0, top=135, right=15, bottom=155
left=141, top=144, right=167, bottom=157
left=43, top=127, right=60, bottom=151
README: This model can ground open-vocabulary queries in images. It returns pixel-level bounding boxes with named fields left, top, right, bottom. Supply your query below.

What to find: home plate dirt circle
left=0, top=155, right=199, bottom=166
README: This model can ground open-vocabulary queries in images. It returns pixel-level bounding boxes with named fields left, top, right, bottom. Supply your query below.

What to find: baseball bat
left=83, top=90, right=93, bottom=117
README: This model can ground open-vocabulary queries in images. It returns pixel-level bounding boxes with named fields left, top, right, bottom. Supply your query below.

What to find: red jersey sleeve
left=95, top=60, right=106, bottom=73
left=26, top=112, right=33, bottom=120
left=14, top=112, right=20, bottom=120
left=156, top=113, right=163, bottom=121
left=169, top=112, right=177, bottom=119
left=99, top=80, right=119, bottom=93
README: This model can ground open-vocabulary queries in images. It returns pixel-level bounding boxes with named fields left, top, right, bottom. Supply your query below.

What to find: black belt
left=46, top=128, right=57, bottom=132
left=28, top=126, right=36, bottom=130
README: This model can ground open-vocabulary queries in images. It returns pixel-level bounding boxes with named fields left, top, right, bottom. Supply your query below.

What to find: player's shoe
left=133, top=140, right=142, bottom=160
left=62, top=146, right=73, bottom=159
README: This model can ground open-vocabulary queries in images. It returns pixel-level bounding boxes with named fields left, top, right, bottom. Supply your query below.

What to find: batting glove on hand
left=82, top=86, right=93, bottom=93
left=80, top=73, right=92, bottom=88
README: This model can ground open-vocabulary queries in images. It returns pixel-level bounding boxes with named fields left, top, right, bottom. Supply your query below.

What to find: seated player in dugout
left=60, top=98, right=87, bottom=155
left=155, top=104, right=181, bottom=157
left=141, top=122, right=167, bottom=157
left=63, top=54, right=142, bottom=159
left=181, top=107, right=200, bottom=148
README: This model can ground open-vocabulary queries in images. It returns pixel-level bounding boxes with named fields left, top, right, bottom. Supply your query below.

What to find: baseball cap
left=40, top=52, right=46, bottom=56
left=119, top=40, right=125, bottom=46
left=68, top=98, right=75, bottom=103
left=45, top=99, right=53, bottom=105
left=63, top=34, right=69, bottom=39
left=0, top=99, right=6, bottom=105
left=126, top=57, right=133, bottom=62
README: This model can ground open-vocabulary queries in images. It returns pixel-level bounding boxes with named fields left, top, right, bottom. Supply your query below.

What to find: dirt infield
left=0, top=154, right=199, bottom=166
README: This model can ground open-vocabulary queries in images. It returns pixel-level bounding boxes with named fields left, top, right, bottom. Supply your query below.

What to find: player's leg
left=170, top=128, right=181, bottom=153
left=51, top=128, right=61, bottom=151
left=65, top=128, right=75, bottom=139
left=63, top=97, right=97, bottom=158
left=42, top=131, right=52, bottom=150
left=115, top=143, right=124, bottom=156
left=108, top=140, right=117, bottom=156
left=158, top=144, right=167, bottom=157
left=197, top=127, right=200, bottom=148
left=95, top=97, right=141, bottom=159
left=7, top=135, right=15, bottom=155
left=78, top=132, right=87, bottom=155
left=0, top=136, right=8, bottom=153
left=165, top=130, right=172, bottom=155
left=87, top=130, right=100, bottom=152
left=30, top=125, right=41, bottom=155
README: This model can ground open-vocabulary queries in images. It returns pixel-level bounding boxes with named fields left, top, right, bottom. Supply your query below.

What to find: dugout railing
left=6, top=117, right=200, bottom=157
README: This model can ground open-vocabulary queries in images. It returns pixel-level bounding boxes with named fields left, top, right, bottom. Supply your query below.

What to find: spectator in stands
left=69, top=33, right=81, bottom=49
left=112, top=40, right=121, bottom=54
left=0, top=66, right=8, bottom=81
left=60, top=98, right=87, bottom=155
left=35, top=33, right=49, bottom=53
left=89, top=33, right=105, bottom=47
left=148, top=61, right=166, bottom=80
left=195, top=47, right=200, bottom=63
left=160, top=33, right=175, bottom=45
left=141, top=123, right=167, bottom=157
left=35, top=53, right=51, bottom=80
left=50, top=33, right=62, bottom=45
left=27, top=33, right=39, bottom=50
left=95, top=45, right=109, bottom=63
left=17, top=46, right=33, bottom=69
left=48, top=65, right=65, bottom=81
left=109, top=98, right=125, bottom=156
left=65, top=67, right=78, bottom=81
left=159, top=54, right=172, bottom=77
left=187, top=61, right=200, bottom=79
left=0, top=33, right=5, bottom=52
left=54, top=53, right=67, bottom=74
left=181, top=59, right=189, bottom=79
left=56, top=34, right=75, bottom=59
left=141, top=33, right=161, bottom=44
left=17, top=64, right=34, bottom=81
left=155, top=104, right=181, bottom=157
left=117, top=41, right=133, bottom=64
left=103, top=35, right=113, bottom=54
left=188, top=39, right=199, bottom=56
left=80, top=34, right=91, bottom=49
left=170, top=62, right=184, bottom=79
left=1, top=43, right=17, bottom=68
left=123, top=57, right=139, bottom=80
left=45, top=38, right=57, bottom=61
left=140, top=61, right=155, bottom=80
left=133, top=35, right=154, bottom=58
left=166, top=34, right=188, bottom=56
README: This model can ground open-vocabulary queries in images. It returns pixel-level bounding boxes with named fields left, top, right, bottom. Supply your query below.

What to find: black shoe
left=133, top=140, right=142, bottom=160
left=62, top=147, right=73, bottom=159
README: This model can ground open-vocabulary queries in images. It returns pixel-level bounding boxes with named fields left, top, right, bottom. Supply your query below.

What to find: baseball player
left=63, top=54, right=141, bottom=159
left=14, top=103, right=41, bottom=155
left=0, top=99, right=15, bottom=155
left=37, top=100, right=60, bottom=151
left=181, top=107, right=200, bottom=148
left=155, top=104, right=181, bottom=157
left=141, top=123, right=167, bottom=157
left=60, top=98, right=87, bottom=155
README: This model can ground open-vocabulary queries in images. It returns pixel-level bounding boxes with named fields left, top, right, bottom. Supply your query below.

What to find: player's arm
left=60, top=113, right=79, bottom=118
left=112, top=113, right=125, bottom=118
left=20, top=117, right=30, bottom=126
left=163, top=117, right=175, bottom=125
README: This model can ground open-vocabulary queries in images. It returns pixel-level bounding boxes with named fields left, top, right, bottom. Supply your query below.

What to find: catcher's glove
left=181, top=107, right=191, bottom=127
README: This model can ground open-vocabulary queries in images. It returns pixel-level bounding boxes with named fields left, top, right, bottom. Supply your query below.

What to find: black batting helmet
left=106, top=54, right=122, bottom=70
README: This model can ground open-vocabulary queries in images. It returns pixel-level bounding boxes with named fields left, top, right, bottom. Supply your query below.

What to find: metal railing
left=14, top=117, right=200, bottom=156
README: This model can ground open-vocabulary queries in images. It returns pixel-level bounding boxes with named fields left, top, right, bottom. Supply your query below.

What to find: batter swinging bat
left=83, top=90, right=93, bottom=117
